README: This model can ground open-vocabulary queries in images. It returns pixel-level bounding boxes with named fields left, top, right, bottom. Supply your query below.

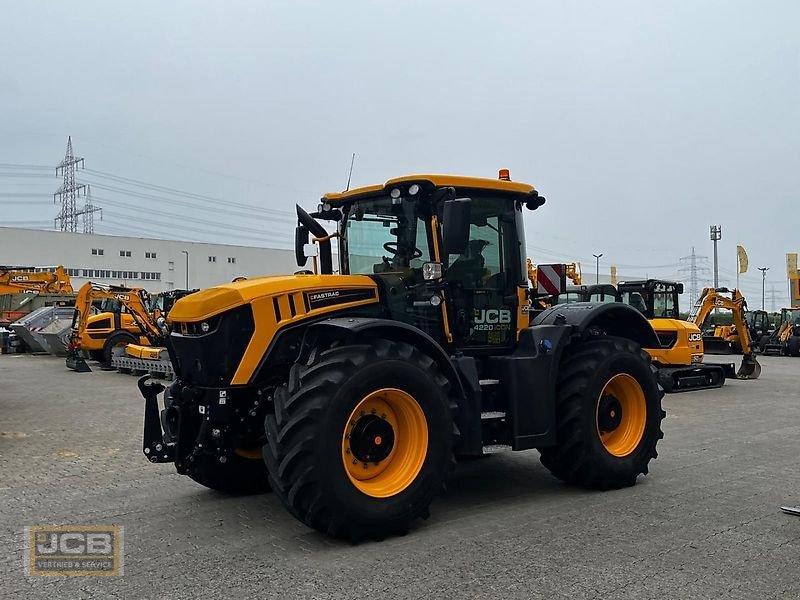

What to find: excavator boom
left=0, top=266, right=74, bottom=295
left=689, top=287, right=761, bottom=379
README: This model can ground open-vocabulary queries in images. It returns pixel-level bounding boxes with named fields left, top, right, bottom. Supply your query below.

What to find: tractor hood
left=167, top=274, right=378, bottom=322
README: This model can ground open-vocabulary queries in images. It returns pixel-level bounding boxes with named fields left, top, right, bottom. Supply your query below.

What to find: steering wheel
left=383, top=242, right=422, bottom=260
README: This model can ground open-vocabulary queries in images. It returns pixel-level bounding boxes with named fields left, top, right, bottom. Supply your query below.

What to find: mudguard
left=305, top=317, right=465, bottom=398
left=532, top=302, right=661, bottom=349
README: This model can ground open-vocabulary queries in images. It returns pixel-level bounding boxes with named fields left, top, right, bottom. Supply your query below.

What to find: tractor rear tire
left=263, top=338, right=455, bottom=541
left=788, top=337, right=800, bottom=357
left=102, top=330, right=138, bottom=367
left=539, top=336, right=665, bottom=490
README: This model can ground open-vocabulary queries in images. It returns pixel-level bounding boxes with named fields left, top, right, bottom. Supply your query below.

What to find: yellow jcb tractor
left=617, top=279, right=736, bottom=392
left=687, top=287, right=761, bottom=378
left=139, top=171, right=666, bottom=541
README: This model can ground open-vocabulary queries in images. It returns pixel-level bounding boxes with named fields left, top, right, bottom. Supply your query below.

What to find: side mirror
left=676, top=283, right=684, bottom=294
left=442, top=198, right=472, bottom=255
left=295, top=225, right=309, bottom=267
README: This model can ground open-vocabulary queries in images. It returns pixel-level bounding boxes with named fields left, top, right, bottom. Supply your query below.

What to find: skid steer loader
left=139, top=171, right=666, bottom=541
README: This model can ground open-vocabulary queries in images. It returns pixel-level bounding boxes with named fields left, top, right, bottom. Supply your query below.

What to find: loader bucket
left=65, top=348, right=92, bottom=372
left=735, top=355, right=761, bottom=380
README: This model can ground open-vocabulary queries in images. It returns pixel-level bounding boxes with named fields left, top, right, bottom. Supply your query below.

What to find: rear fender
left=532, top=302, right=660, bottom=349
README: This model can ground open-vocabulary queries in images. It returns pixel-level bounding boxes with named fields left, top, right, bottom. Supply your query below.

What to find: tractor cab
left=618, top=280, right=682, bottom=319
left=300, top=173, right=546, bottom=351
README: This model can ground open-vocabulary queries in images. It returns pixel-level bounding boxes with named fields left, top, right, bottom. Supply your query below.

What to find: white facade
left=0, top=227, right=298, bottom=291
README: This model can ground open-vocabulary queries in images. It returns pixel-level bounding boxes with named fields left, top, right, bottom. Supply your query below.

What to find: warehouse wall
left=0, top=227, right=298, bottom=291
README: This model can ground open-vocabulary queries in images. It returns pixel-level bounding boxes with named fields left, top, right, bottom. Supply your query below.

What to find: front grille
left=170, top=305, right=254, bottom=386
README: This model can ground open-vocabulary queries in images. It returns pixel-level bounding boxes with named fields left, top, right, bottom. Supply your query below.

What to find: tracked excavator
left=618, top=279, right=732, bottom=392
left=763, top=307, right=800, bottom=356
left=688, top=287, right=761, bottom=379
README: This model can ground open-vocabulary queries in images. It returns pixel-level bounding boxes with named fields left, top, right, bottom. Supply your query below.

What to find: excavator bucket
left=65, top=348, right=92, bottom=372
left=735, top=355, right=761, bottom=380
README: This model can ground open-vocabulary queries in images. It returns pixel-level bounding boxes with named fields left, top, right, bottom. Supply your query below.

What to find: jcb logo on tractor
left=11, top=275, right=30, bottom=281
left=114, top=294, right=130, bottom=301
left=473, top=309, right=512, bottom=331
left=688, top=333, right=702, bottom=342
left=474, top=309, right=512, bottom=324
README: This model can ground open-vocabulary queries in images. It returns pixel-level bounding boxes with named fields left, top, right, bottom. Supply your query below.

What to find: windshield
left=556, top=292, right=585, bottom=304
left=343, top=197, right=431, bottom=275
left=622, top=291, right=648, bottom=314
left=589, top=292, right=617, bottom=303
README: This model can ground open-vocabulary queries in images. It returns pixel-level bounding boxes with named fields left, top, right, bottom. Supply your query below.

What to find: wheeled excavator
left=66, top=282, right=165, bottom=371
left=687, top=287, right=761, bottom=379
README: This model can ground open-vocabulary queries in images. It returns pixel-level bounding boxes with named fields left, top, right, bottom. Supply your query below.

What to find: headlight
left=408, top=184, right=420, bottom=196
left=200, top=321, right=210, bottom=333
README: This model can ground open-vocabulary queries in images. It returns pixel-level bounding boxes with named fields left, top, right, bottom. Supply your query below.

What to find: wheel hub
left=349, top=415, right=395, bottom=463
left=597, top=394, right=623, bottom=433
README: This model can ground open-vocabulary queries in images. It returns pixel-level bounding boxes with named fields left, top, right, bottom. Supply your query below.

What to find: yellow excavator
left=0, top=266, right=74, bottom=295
left=66, top=282, right=164, bottom=371
left=763, top=307, right=800, bottom=356
left=687, top=287, right=761, bottom=378
left=618, top=279, right=735, bottom=392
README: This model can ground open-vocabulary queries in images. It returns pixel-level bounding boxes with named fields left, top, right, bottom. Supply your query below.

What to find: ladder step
left=481, top=411, right=506, bottom=419
left=479, top=379, right=500, bottom=386
left=482, top=444, right=512, bottom=455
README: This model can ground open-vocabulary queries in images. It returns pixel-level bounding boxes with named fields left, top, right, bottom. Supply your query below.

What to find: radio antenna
left=345, top=153, right=356, bottom=191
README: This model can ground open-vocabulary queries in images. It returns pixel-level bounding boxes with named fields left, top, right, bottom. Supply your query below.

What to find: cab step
left=482, top=444, right=512, bottom=455
left=481, top=411, right=506, bottom=420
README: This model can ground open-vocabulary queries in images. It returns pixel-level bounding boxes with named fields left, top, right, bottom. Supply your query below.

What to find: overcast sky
left=1, top=1, right=798, bottom=303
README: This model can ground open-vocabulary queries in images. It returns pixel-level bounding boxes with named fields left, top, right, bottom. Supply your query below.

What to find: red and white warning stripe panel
left=536, top=264, right=566, bottom=296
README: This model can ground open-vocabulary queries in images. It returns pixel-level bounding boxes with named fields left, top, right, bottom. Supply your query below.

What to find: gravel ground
left=1, top=353, right=798, bottom=599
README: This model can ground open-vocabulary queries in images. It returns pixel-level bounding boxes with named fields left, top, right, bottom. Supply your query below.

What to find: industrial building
left=0, top=227, right=297, bottom=291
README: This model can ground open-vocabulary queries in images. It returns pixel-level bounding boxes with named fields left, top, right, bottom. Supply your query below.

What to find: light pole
left=710, top=225, right=721, bottom=288
left=758, top=267, right=769, bottom=310
left=593, top=253, right=603, bottom=284
left=181, top=250, right=189, bottom=289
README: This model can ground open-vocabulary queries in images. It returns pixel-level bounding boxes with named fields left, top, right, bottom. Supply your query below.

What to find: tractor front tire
left=539, top=336, right=665, bottom=490
left=787, top=336, right=800, bottom=357
left=263, top=338, right=455, bottom=541
left=89, top=350, right=105, bottom=362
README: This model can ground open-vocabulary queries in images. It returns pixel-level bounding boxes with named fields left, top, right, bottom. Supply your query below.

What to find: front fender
left=305, top=317, right=465, bottom=398
left=532, top=302, right=660, bottom=349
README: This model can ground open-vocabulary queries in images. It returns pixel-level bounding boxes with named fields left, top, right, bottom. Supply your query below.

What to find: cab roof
left=322, top=174, right=536, bottom=203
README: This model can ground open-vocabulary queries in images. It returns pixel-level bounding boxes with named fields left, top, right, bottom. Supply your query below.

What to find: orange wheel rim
left=342, top=388, right=428, bottom=498
left=596, top=373, right=646, bottom=457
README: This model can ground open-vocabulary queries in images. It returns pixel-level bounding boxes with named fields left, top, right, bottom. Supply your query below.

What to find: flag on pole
left=737, top=246, right=748, bottom=274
